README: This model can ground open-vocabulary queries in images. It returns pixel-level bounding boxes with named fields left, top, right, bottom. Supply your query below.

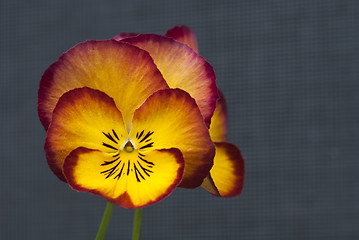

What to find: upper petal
left=63, top=147, right=184, bottom=208
left=45, top=87, right=128, bottom=181
left=122, top=34, right=218, bottom=128
left=209, top=90, right=228, bottom=142
left=38, top=40, right=168, bottom=130
left=165, top=25, right=199, bottom=53
left=130, top=88, right=215, bottom=188
left=202, top=142, right=245, bottom=197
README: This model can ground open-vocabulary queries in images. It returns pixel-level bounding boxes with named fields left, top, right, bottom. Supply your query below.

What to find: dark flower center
left=124, top=141, right=134, bottom=153
left=99, top=129, right=155, bottom=182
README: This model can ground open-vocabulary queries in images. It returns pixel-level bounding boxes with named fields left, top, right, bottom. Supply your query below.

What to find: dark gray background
left=1, top=0, right=358, bottom=239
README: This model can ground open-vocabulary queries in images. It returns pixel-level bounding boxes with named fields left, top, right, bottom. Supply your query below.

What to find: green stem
left=95, top=202, right=114, bottom=240
left=132, top=208, right=143, bottom=240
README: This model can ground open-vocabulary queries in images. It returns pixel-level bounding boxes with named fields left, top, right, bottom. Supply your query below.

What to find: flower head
left=38, top=25, right=244, bottom=208
left=39, top=36, right=217, bottom=208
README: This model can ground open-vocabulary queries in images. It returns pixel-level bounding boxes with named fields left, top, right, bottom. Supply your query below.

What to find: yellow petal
left=202, top=142, right=245, bottom=197
left=123, top=34, right=218, bottom=127
left=63, top=147, right=184, bottom=208
left=130, top=89, right=215, bottom=188
left=38, top=40, right=168, bottom=130
left=165, top=25, right=199, bottom=53
left=45, top=87, right=127, bottom=181
left=209, top=90, right=228, bottom=142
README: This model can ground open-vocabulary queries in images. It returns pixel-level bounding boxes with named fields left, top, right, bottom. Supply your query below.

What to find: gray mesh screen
left=1, top=1, right=358, bottom=239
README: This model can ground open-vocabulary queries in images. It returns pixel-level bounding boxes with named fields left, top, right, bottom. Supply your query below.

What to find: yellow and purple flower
left=38, top=25, right=244, bottom=208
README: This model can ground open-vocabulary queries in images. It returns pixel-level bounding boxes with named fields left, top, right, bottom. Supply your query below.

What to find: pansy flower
left=39, top=25, right=245, bottom=210
left=38, top=39, right=217, bottom=208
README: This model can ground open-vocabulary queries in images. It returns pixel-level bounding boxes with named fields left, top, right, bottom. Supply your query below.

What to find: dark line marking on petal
left=103, top=132, right=118, bottom=144
left=115, top=164, right=125, bottom=180
left=112, top=129, right=119, bottom=140
left=134, top=165, right=140, bottom=182
left=101, top=157, right=120, bottom=166
left=108, top=169, right=118, bottom=178
left=137, top=130, right=144, bottom=139
left=103, top=142, right=118, bottom=151
left=135, top=163, right=145, bottom=180
left=100, top=165, right=116, bottom=174
left=134, top=163, right=145, bottom=182
left=138, top=155, right=154, bottom=166
left=127, top=160, right=130, bottom=175
left=145, top=138, right=152, bottom=143
left=101, top=161, right=121, bottom=178
left=138, top=153, right=145, bottom=157
left=139, top=131, right=154, bottom=143
left=139, top=142, right=154, bottom=150
left=137, top=161, right=153, bottom=177
left=113, top=153, right=120, bottom=158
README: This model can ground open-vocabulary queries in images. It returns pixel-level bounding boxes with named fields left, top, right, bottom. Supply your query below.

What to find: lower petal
left=202, top=142, right=245, bottom=197
left=63, top=147, right=184, bottom=208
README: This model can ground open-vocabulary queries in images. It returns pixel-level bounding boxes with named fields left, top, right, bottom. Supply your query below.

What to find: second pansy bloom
left=163, top=26, right=245, bottom=197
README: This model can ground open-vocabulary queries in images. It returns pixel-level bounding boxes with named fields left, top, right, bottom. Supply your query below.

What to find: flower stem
left=132, top=208, right=143, bottom=240
left=95, top=202, right=114, bottom=240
